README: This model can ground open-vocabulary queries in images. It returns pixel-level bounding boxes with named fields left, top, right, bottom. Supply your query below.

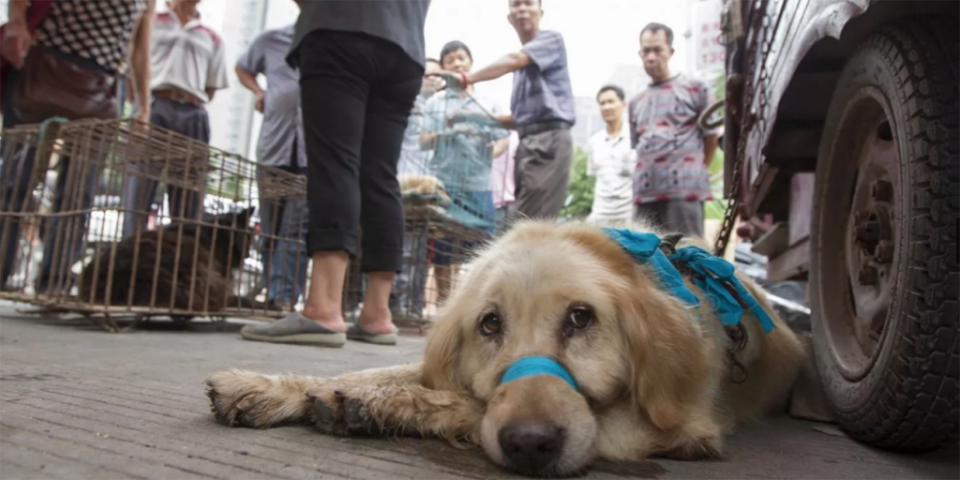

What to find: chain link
left=713, top=147, right=743, bottom=257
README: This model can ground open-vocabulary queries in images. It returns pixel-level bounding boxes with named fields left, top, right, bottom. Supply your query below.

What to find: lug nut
left=871, top=180, right=893, bottom=202
left=856, top=221, right=879, bottom=243
left=874, top=240, right=895, bottom=263
left=859, top=266, right=878, bottom=285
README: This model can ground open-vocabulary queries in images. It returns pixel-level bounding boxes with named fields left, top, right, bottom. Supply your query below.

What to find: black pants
left=298, top=30, right=422, bottom=272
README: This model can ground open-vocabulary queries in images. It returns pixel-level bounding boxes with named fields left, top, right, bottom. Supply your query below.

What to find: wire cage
left=343, top=89, right=512, bottom=328
left=0, top=118, right=306, bottom=331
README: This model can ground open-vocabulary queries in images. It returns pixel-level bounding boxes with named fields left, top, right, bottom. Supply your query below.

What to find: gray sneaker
left=240, top=313, right=346, bottom=347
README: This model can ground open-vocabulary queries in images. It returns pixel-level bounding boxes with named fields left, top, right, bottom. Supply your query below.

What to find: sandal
left=240, top=312, right=346, bottom=347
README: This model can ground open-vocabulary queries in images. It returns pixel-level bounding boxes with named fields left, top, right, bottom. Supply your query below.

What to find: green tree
left=560, top=147, right=595, bottom=220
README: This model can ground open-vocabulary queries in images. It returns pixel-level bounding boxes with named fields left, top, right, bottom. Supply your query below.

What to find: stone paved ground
left=0, top=301, right=957, bottom=480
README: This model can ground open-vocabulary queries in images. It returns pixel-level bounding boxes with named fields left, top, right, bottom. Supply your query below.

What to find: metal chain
left=713, top=146, right=743, bottom=257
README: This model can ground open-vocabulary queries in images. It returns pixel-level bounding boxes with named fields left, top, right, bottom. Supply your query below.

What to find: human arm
left=235, top=35, right=266, bottom=112
left=1, top=0, right=31, bottom=68
left=235, top=66, right=264, bottom=112
left=205, top=34, right=230, bottom=103
left=464, top=51, right=530, bottom=85
left=128, top=0, right=155, bottom=123
left=703, top=134, right=719, bottom=168
left=441, top=31, right=566, bottom=90
left=696, top=78, right=722, bottom=167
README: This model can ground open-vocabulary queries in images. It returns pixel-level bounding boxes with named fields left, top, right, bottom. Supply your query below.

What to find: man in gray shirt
left=239, top=0, right=430, bottom=347
left=235, top=16, right=309, bottom=311
left=437, top=0, right=575, bottom=221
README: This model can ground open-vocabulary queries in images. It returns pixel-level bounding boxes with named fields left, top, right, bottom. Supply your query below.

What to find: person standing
left=420, top=40, right=509, bottom=303
left=0, top=0, right=154, bottom=292
left=436, top=0, right=575, bottom=222
left=238, top=0, right=430, bottom=347
left=628, top=22, right=719, bottom=237
left=586, top=84, right=634, bottom=224
left=235, top=0, right=308, bottom=311
left=123, top=0, right=229, bottom=235
left=388, top=57, right=442, bottom=323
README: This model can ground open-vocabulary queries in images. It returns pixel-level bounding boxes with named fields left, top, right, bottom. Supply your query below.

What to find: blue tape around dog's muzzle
left=500, top=356, right=579, bottom=392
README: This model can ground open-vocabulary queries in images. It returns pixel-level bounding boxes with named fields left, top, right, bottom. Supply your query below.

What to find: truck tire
left=810, top=16, right=958, bottom=452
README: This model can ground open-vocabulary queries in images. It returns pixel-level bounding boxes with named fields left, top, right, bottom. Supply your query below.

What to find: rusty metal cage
left=0, top=118, right=306, bottom=330
left=342, top=89, right=510, bottom=329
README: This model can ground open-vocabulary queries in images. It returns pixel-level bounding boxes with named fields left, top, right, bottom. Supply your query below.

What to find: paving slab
left=0, top=301, right=956, bottom=480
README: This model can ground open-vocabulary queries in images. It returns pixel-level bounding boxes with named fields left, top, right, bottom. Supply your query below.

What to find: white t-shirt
left=587, top=124, right=635, bottom=222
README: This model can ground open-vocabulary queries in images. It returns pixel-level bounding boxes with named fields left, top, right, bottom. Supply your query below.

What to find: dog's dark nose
left=498, top=422, right=565, bottom=472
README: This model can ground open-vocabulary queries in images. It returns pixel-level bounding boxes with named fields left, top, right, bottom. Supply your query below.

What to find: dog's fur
left=205, top=220, right=805, bottom=476
left=399, top=173, right=451, bottom=204
left=79, top=207, right=258, bottom=312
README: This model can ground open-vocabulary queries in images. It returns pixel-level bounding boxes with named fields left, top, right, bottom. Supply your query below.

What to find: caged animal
left=79, top=207, right=260, bottom=313
left=205, top=219, right=806, bottom=477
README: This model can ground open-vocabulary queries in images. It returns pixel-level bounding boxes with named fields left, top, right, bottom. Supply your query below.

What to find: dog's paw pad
left=308, top=390, right=349, bottom=435
left=343, top=397, right=382, bottom=436
left=654, top=436, right=724, bottom=461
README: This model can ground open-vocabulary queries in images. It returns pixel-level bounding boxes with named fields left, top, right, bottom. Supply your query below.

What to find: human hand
left=1, top=21, right=31, bottom=68
left=254, top=91, right=265, bottom=113
left=429, top=70, right=467, bottom=90
left=135, top=106, right=151, bottom=124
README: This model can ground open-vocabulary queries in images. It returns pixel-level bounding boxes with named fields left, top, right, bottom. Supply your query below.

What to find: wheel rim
left=818, top=87, right=901, bottom=382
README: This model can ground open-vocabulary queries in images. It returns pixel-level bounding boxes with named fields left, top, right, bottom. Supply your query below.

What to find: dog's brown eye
left=479, top=313, right=502, bottom=336
left=567, top=306, right=594, bottom=332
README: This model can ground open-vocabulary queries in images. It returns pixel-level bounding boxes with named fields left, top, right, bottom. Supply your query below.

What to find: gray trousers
left=511, top=128, right=573, bottom=221
left=122, top=97, right=209, bottom=236
left=634, top=200, right=705, bottom=238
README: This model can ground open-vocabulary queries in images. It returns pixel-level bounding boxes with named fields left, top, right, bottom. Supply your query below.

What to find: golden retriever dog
left=205, top=219, right=805, bottom=477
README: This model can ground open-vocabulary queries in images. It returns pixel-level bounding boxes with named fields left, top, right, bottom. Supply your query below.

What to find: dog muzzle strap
left=500, top=356, right=579, bottom=392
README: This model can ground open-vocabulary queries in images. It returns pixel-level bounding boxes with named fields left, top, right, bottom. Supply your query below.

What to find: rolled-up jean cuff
left=307, top=229, right=358, bottom=258
left=359, top=247, right=404, bottom=273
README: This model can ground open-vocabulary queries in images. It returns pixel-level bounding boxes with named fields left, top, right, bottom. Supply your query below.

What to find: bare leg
left=434, top=265, right=453, bottom=303
left=358, top=271, right=396, bottom=334
left=301, top=251, right=348, bottom=332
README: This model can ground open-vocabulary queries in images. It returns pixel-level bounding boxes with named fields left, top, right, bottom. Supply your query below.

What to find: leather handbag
left=0, top=0, right=57, bottom=112
left=12, top=46, right=119, bottom=124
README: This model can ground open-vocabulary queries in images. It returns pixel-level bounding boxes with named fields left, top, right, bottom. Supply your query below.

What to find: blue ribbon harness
left=498, top=228, right=775, bottom=390
left=601, top=227, right=776, bottom=334
left=500, top=356, right=579, bottom=392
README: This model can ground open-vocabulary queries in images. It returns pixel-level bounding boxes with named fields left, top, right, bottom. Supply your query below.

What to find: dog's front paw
left=205, top=370, right=305, bottom=428
left=653, top=435, right=724, bottom=461
left=308, top=387, right=385, bottom=437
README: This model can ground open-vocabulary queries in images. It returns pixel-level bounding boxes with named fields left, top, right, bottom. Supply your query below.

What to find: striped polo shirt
left=149, top=11, right=229, bottom=103
left=628, top=73, right=719, bottom=204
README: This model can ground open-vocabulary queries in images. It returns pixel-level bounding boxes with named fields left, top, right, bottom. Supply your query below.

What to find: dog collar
left=500, top=356, right=579, bottom=392
left=602, top=227, right=777, bottom=334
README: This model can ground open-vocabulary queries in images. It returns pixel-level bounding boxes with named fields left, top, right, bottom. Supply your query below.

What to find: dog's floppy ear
left=616, top=269, right=709, bottom=432
left=421, top=309, right=464, bottom=391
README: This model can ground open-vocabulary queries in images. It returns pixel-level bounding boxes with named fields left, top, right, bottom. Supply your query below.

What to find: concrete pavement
left=0, top=301, right=957, bottom=480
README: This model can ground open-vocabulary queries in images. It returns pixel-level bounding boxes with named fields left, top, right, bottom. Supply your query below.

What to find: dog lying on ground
left=79, top=207, right=263, bottom=313
left=205, top=219, right=805, bottom=477
left=399, top=173, right=451, bottom=207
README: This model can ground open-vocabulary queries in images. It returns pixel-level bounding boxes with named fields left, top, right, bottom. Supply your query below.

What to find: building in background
left=200, top=0, right=269, bottom=158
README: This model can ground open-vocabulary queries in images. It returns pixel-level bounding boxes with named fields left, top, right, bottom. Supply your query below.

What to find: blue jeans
left=258, top=193, right=309, bottom=305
